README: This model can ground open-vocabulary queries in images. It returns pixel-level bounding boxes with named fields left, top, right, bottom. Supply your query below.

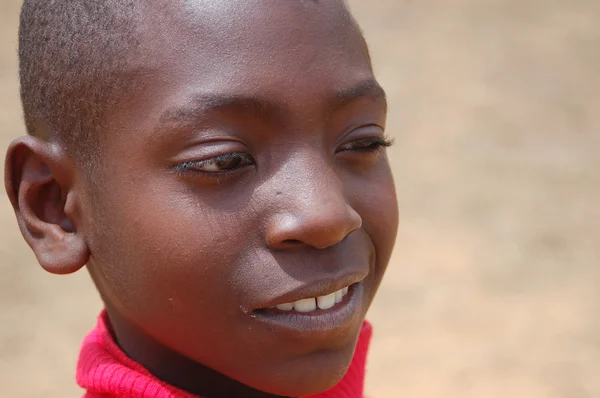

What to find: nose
left=265, top=165, right=362, bottom=250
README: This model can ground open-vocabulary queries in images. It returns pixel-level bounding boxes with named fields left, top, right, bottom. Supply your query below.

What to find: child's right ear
left=4, top=136, right=90, bottom=274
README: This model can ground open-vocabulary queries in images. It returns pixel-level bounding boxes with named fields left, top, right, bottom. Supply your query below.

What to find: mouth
left=251, top=281, right=364, bottom=335
left=262, top=284, right=351, bottom=313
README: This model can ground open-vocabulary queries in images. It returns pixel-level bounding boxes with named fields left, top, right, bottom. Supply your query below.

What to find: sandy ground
left=1, top=1, right=599, bottom=397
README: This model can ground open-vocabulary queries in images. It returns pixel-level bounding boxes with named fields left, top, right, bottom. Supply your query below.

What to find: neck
left=106, top=308, right=288, bottom=398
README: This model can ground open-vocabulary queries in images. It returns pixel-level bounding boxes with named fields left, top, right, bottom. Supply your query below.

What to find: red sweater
left=77, top=311, right=372, bottom=398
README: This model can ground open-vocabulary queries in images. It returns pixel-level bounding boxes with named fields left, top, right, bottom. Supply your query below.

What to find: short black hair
left=19, top=0, right=140, bottom=163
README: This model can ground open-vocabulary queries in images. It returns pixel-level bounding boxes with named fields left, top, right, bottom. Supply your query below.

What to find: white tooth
left=276, top=302, right=294, bottom=311
left=342, top=286, right=349, bottom=296
left=294, top=298, right=317, bottom=312
left=317, top=292, right=336, bottom=310
left=334, top=289, right=343, bottom=303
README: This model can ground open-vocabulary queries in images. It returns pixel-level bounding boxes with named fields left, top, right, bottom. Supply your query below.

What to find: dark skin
left=5, top=1, right=398, bottom=397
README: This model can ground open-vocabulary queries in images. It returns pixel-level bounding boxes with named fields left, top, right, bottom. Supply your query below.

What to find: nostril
left=282, top=239, right=302, bottom=246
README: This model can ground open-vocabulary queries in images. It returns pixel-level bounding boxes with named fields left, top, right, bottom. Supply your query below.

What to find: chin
left=247, top=341, right=357, bottom=397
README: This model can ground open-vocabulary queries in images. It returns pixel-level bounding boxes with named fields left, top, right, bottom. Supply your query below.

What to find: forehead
left=101, top=0, right=379, bottom=153
left=133, top=0, right=371, bottom=93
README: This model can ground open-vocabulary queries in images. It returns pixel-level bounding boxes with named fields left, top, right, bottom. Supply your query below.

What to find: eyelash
left=336, top=135, right=395, bottom=153
left=174, top=152, right=255, bottom=174
left=174, top=136, right=394, bottom=175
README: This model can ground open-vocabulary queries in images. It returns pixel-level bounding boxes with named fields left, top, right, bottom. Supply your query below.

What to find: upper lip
left=254, top=272, right=367, bottom=310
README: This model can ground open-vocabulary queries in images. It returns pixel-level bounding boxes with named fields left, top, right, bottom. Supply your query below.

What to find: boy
left=5, top=0, right=398, bottom=397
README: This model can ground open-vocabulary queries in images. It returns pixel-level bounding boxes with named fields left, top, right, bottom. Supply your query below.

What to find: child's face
left=81, top=1, right=397, bottom=396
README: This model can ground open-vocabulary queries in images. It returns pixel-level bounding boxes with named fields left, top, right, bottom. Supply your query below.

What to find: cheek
left=89, top=179, right=255, bottom=328
left=350, top=160, right=398, bottom=279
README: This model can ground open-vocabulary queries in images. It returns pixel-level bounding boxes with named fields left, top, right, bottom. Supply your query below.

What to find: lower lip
left=251, top=282, right=364, bottom=335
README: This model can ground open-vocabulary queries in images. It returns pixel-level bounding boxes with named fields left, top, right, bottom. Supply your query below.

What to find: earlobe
left=4, top=136, right=90, bottom=274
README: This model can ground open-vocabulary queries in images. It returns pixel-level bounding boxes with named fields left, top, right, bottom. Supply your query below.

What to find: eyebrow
left=334, top=78, right=387, bottom=108
left=157, top=78, right=386, bottom=127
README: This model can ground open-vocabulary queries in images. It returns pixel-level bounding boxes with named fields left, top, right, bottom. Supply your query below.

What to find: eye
left=175, top=152, right=255, bottom=174
left=337, top=135, right=394, bottom=153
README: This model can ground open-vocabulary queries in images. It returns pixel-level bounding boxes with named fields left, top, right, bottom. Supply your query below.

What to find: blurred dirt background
left=1, top=0, right=599, bottom=397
